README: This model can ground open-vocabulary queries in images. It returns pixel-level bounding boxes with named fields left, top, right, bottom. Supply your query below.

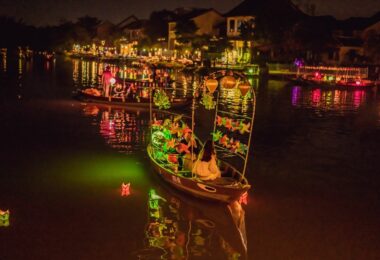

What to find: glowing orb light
left=121, top=182, right=130, bottom=196
left=110, top=78, right=116, bottom=85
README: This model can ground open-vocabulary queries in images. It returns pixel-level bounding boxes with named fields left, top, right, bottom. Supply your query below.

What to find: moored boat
left=293, top=65, right=378, bottom=88
left=74, top=88, right=192, bottom=109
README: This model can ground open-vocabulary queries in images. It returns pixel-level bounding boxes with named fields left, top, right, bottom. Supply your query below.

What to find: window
left=229, top=19, right=235, bottom=32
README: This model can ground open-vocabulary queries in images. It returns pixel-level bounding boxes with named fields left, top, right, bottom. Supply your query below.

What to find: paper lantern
left=220, top=76, right=236, bottom=89
left=238, top=82, right=250, bottom=96
left=110, top=77, right=116, bottom=85
left=239, top=192, right=248, bottom=205
left=205, top=79, right=218, bottom=93
left=121, top=182, right=130, bottom=196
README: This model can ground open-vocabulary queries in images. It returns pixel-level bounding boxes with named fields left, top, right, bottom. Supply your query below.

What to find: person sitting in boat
left=192, top=140, right=221, bottom=181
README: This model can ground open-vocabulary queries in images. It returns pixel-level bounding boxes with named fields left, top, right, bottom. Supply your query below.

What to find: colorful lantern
left=0, top=209, right=9, bottom=227
left=220, top=76, right=236, bottom=89
left=238, top=82, right=250, bottom=96
left=205, top=79, right=218, bottom=93
left=121, top=183, right=130, bottom=196
left=239, top=192, right=248, bottom=205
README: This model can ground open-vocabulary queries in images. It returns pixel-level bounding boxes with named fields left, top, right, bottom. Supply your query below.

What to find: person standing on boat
left=192, top=140, right=221, bottom=181
left=101, top=66, right=113, bottom=97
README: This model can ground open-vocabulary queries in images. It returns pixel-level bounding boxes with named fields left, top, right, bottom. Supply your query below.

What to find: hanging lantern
left=238, top=82, right=251, bottom=96
left=205, top=79, right=218, bottom=93
left=220, top=76, right=236, bottom=89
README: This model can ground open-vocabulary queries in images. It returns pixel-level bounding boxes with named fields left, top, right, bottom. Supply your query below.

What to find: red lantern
left=220, top=76, right=236, bottom=89
left=205, top=79, right=218, bottom=93
left=238, top=82, right=251, bottom=96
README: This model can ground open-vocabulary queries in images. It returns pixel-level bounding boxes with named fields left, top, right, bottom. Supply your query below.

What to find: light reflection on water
left=291, top=85, right=371, bottom=113
left=134, top=188, right=247, bottom=260
left=82, top=105, right=150, bottom=153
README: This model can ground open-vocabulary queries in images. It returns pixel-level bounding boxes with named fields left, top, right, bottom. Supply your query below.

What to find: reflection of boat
left=74, top=89, right=192, bottom=109
left=147, top=70, right=255, bottom=203
left=292, top=66, right=378, bottom=88
left=133, top=188, right=247, bottom=259
left=291, top=85, right=369, bottom=111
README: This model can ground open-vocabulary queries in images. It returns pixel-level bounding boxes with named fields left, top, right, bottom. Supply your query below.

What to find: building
left=168, top=8, right=225, bottom=50
left=225, top=0, right=307, bottom=64
left=117, top=15, right=147, bottom=42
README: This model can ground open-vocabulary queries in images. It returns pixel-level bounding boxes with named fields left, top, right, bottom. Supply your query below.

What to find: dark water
left=1, top=55, right=380, bottom=260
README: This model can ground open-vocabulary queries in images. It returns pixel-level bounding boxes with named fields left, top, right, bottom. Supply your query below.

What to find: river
left=0, top=55, right=379, bottom=259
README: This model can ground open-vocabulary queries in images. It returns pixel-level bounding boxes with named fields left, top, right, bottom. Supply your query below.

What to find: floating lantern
left=0, top=209, right=10, bottom=227
left=205, top=79, right=218, bottom=93
left=239, top=192, right=248, bottom=205
left=121, top=183, right=130, bottom=196
left=238, top=82, right=250, bottom=96
left=220, top=76, right=236, bottom=89
left=110, top=77, right=116, bottom=85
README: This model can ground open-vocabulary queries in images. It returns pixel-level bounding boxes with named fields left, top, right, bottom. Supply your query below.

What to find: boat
left=74, top=87, right=192, bottom=109
left=293, top=65, right=378, bottom=88
left=132, top=188, right=247, bottom=259
left=147, top=70, right=255, bottom=203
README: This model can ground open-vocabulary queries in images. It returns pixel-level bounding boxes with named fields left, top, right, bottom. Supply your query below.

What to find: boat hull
left=147, top=145, right=250, bottom=203
left=74, top=90, right=192, bottom=109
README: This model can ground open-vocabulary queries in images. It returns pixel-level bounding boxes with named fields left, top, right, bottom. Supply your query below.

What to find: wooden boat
left=147, top=70, right=255, bottom=203
left=147, top=144, right=250, bottom=203
left=74, top=89, right=192, bottom=109
left=293, top=65, right=378, bottom=88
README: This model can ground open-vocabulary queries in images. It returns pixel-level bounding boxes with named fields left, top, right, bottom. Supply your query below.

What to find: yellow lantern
left=238, top=82, right=251, bottom=96
left=205, top=79, right=218, bottom=93
left=220, top=76, right=236, bottom=89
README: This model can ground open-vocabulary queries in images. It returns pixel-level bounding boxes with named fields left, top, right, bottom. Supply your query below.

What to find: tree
left=239, top=19, right=255, bottom=63
left=76, top=16, right=101, bottom=40
left=175, top=19, right=198, bottom=44
left=145, top=10, right=175, bottom=42
left=364, top=30, right=380, bottom=64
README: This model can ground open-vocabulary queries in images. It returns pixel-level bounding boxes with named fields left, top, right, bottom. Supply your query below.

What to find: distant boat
left=293, top=65, right=378, bottom=88
left=74, top=88, right=192, bottom=109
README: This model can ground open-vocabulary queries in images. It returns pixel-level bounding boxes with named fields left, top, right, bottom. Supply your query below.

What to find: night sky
left=1, top=0, right=380, bottom=26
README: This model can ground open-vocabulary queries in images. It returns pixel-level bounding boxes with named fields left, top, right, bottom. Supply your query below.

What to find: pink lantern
left=239, top=192, right=248, bottom=205
left=121, top=183, right=130, bottom=196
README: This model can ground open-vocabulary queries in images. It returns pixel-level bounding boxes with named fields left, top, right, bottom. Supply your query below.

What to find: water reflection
left=291, top=85, right=369, bottom=112
left=82, top=105, right=149, bottom=153
left=72, top=59, right=258, bottom=115
left=134, top=188, right=247, bottom=259
left=71, top=59, right=179, bottom=89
